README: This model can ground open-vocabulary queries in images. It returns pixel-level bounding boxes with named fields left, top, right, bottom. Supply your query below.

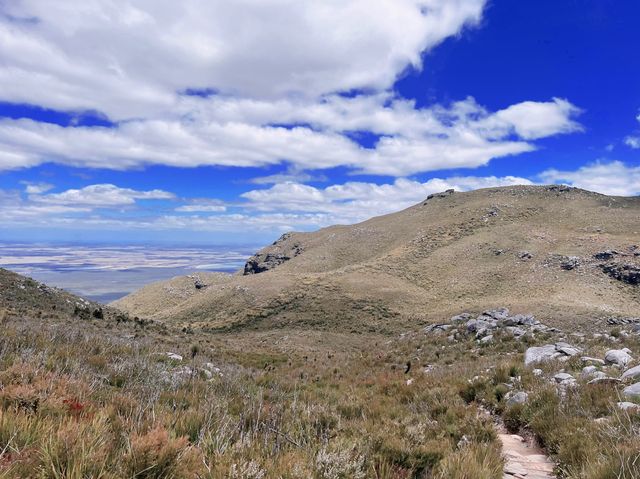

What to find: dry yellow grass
left=115, top=186, right=640, bottom=334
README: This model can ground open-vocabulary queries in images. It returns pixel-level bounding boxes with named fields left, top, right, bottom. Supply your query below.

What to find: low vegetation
left=0, top=311, right=506, bottom=478
left=0, top=295, right=639, bottom=477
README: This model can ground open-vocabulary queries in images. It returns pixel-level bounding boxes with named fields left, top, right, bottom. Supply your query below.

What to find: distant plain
left=0, top=242, right=255, bottom=302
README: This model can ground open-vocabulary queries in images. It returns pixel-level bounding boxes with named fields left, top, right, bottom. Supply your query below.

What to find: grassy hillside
left=115, top=185, right=640, bottom=334
left=1, top=284, right=640, bottom=477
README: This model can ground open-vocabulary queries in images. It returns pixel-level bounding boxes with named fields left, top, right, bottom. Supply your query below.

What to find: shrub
left=434, top=443, right=503, bottom=479
left=123, top=426, right=203, bottom=478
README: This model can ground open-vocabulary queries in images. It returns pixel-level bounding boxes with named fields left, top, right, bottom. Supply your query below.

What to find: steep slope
left=0, top=267, right=131, bottom=323
left=114, top=185, right=640, bottom=333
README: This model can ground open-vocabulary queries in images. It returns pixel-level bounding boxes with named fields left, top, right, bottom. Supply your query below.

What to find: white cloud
left=175, top=201, right=227, bottom=213
left=21, top=181, right=53, bottom=194
left=0, top=2, right=585, bottom=178
left=0, top=175, right=532, bottom=232
left=476, top=98, right=583, bottom=140
left=625, top=136, right=640, bottom=149
left=241, top=175, right=533, bottom=223
left=0, top=96, right=581, bottom=176
left=0, top=0, right=485, bottom=118
left=30, top=184, right=175, bottom=206
left=540, top=161, right=640, bottom=197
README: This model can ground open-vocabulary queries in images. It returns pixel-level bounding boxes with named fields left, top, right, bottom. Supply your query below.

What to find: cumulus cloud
left=0, top=96, right=582, bottom=176
left=540, top=161, right=640, bottom=197
left=20, top=181, right=53, bottom=194
left=241, top=175, right=533, bottom=223
left=0, top=175, right=532, bottom=232
left=0, top=0, right=485, bottom=118
left=0, top=2, right=586, bottom=178
left=476, top=98, right=583, bottom=140
left=625, top=136, right=640, bottom=149
left=30, top=184, right=175, bottom=206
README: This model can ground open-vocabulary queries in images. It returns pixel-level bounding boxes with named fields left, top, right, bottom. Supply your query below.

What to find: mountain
left=114, top=185, right=640, bottom=333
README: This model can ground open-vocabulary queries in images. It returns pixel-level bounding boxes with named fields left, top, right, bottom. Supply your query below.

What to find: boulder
left=557, top=346, right=581, bottom=357
left=479, top=334, right=493, bottom=344
left=475, top=327, right=491, bottom=339
left=506, top=391, right=529, bottom=407
left=594, top=250, right=617, bottom=260
left=424, top=323, right=452, bottom=334
left=514, top=314, right=538, bottom=326
left=601, top=263, right=640, bottom=285
left=561, top=256, right=580, bottom=270
left=623, top=382, right=640, bottom=399
left=524, top=343, right=580, bottom=366
left=581, top=366, right=598, bottom=378
left=617, top=401, right=639, bottom=412
left=425, top=189, right=455, bottom=201
left=621, top=364, right=640, bottom=381
left=605, top=349, right=633, bottom=367
left=482, top=308, right=510, bottom=320
left=166, top=352, right=183, bottom=361
left=554, top=372, right=574, bottom=383
left=525, top=344, right=561, bottom=366
left=506, top=326, right=526, bottom=337
left=450, top=313, right=473, bottom=323
left=466, top=319, right=492, bottom=333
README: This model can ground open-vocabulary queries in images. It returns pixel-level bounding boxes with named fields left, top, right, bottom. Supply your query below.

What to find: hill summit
left=114, top=185, right=640, bottom=333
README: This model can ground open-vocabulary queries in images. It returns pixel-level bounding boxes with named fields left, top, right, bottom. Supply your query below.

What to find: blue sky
left=0, top=0, right=638, bottom=245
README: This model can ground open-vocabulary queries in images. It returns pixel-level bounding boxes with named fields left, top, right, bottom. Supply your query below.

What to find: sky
left=0, top=0, right=639, bottom=245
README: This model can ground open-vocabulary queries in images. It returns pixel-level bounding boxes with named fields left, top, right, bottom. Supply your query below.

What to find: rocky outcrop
left=560, top=256, right=580, bottom=270
left=422, top=189, right=454, bottom=204
left=601, top=263, right=640, bottom=285
left=243, top=233, right=303, bottom=275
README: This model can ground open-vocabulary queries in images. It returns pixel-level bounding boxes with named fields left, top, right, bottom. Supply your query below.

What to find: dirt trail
left=498, top=424, right=556, bottom=479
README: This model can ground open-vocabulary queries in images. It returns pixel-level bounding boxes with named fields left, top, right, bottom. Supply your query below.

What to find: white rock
left=554, top=372, right=574, bottom=383
left=506, top=391, right=529, bottom=407
left=166, top=352, right=183, bottom=361
left=558, top=346, right=581, bottom=357
left=605, top=349, right=633, bottom=367
left=524, top=344, right=560, bottom=366
left=621, top=365, right=640, bottom=381
left=623, top=382, right=640, bottom=399
left=617, top=401, right=639, bottom=412
left=479, top=334, right=494, bottom=344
